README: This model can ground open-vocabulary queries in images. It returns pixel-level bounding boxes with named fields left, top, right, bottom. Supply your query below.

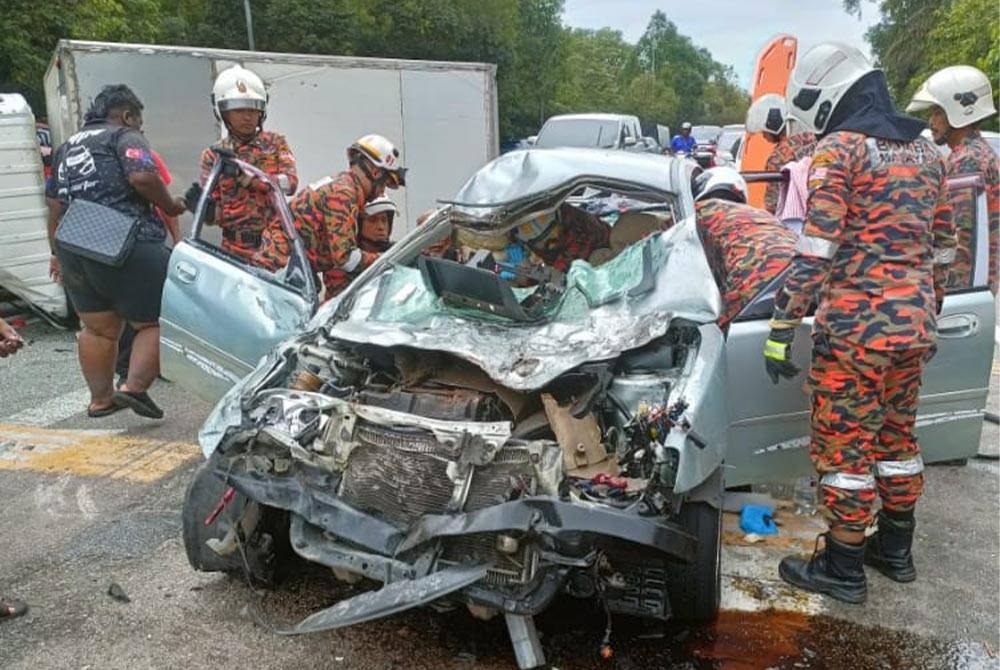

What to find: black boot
left=779, top=533, right=867, bottom=604
left=865, top=509, right=916, bottom=582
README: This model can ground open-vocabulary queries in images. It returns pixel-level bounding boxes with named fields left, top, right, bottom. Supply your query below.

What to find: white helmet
left=515, top=211, right=558, bottom=242
left=212, top=65, right=267, bottom=120
left=363, top=196, right=398, bottom=233
left=692, top=166, right=748, bottom=203
left=347, top=134, right=407, bottom=187
left=681, top=121, right=692, bottom=130
left=906, top=65, right=997, bottom=129
left=364, top=196, right=398, bottom=219
left=746, top=93, right=789, bottom=135
left=786, top=42, right=875, bottom=135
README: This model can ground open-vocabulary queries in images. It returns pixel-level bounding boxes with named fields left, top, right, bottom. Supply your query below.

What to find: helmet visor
left=218, top=98, right=266, bottom=113
left=386, top=167, right=407, bottom=188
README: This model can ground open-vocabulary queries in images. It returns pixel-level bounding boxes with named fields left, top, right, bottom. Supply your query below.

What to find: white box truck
left=0, top=40, right=499, bottom=319
left=0, top=93, right=68, bottom=319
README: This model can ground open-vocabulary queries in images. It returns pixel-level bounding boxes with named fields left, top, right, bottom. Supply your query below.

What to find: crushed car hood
left=324, top=218, right=721, bottom=391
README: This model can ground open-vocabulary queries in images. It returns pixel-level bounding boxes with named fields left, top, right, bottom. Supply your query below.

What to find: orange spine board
left=742, top=35, right=798, bottom=209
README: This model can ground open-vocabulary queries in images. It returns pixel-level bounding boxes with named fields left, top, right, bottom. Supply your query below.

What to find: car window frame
left=941, top=173, right=988, bottom=294
left=190, top=154, right=317, bottom=303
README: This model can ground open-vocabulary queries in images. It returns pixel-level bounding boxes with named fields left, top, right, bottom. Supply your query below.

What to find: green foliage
left=1, top=0, right=749, bottom=138
left=844, top=0, right=999, bottom=125
left=917, top=0, right=1000, bottom=120
left=0, top=0, right=163, bottom=113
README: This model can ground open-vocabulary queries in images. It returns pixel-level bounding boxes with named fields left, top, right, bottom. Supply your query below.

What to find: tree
left=916, top=0, right=1000, bottom=116
left=551, top=28, right=631, bottom=115
left=843, top=0, right=999, bottom=119
left=1, top=1, right=753, bottom=139
left=0, top=0, right=164, bottom=113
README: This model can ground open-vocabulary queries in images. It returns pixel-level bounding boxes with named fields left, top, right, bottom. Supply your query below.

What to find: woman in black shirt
left=47, top=85, right=186, bottom=419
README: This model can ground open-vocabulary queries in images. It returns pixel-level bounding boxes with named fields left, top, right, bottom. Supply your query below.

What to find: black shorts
left=57, top=240, right=169, bottom=323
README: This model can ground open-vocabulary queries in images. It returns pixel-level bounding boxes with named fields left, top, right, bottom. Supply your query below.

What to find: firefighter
left=512, top=204, right=610, bottom=272
left=907, top=65, right=999, bottom=293
left=186, top=65, right=298, bottom=261
left=764, top=43, right=956, bottom=604
left=321, top=196, right=398, bottom=298
left=745, top=93, right=817, bottom=214
left=254, top=134, right=406, bottom=299
left=691, top=166, right=797, bottom=328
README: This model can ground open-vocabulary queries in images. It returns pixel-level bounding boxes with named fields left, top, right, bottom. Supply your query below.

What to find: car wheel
left=181, top=460, right=289, bottom=585
left=665, top=500, right=721, bottom=623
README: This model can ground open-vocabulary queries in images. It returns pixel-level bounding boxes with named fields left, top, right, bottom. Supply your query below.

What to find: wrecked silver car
left=173, top=150, right=994, bottom=669
left=181, top=150, right=724, bottom=668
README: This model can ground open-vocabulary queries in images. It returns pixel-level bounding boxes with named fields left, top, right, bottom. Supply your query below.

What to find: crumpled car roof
left=444, top=148, right=680, bottom=227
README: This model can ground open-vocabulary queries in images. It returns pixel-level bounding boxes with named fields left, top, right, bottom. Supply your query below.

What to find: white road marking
left=76, top=482, right=98, bottom=518
left=34, top=474, right=71, bottom=517
left=2, top=388, right=91, bottom=426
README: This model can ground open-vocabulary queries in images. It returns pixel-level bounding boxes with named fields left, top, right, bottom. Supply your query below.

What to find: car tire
left=181, top=460, right=290, bottom=585
left=665, top=500, right=721, bottom=623
left=182, top=460, right=247, bottom=574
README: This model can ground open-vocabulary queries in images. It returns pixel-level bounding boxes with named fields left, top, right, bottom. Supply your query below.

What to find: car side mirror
left=623, top=137, right=637, bottom=147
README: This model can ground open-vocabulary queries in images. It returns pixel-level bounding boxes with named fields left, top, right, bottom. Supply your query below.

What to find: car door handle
left=937, top=313, right=979, bottom=338
left=174, top=260, right=199, bottom=284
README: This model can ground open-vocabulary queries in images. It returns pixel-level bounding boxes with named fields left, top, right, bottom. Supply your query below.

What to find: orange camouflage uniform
left=695, top=200, right=796, bottom=328
left=199, top=131, right=298, bottom=261
left=764, top=132, right=816, bottom=214
left=943, top=129, right=999, bottom=293
left=772, top=131, right=956, bottom=532
left=524, top=204, right=610, bottom=272
left=253, top=171, right=375, bottom=298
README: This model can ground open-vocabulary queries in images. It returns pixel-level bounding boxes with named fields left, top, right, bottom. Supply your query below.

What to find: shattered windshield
left=319, top=149, right=720, bottom=390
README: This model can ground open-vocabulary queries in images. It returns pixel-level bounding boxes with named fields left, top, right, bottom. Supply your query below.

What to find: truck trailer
left=0, top=40, right=500, bottom=320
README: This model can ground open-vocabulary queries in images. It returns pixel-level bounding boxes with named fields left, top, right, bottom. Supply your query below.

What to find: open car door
left=160, top=154, right=317, bottom=403
left=724, top=174, right=996, bottom=487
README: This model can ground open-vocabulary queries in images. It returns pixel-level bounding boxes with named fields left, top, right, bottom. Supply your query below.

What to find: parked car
left=534, top=113, right=643, bottom=150
left=690, top=124, right=722, bottom=167
left=164, top=149, right=995, bottom=670
left=715, top=124, right=744, bottom=166
left=640, top=120, right=671, bottom=154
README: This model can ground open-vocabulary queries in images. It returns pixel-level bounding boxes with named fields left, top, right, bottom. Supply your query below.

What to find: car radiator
left=338, top=420, right=538, bottom=585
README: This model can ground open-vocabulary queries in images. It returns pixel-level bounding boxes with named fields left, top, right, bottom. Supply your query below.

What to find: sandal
left=0, top=599, right=28, bottom=621
left=113, top=389, right=164, bottom=419
left=87, top=401, right=122, bottom=418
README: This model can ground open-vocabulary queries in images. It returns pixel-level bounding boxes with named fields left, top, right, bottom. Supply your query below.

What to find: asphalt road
left=1, top=319, right=998, bottom=669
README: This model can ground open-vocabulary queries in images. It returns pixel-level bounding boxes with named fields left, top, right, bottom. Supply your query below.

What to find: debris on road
left=107, top=582, right=130, bottom=603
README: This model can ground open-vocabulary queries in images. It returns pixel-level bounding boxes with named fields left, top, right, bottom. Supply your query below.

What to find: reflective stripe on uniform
left=819, top=472, right=877, bottom=490
left=875, top=455, right=924, bottom=478
left=796, top=235, right=840, bottom=259
left=763, top=339, right=788, bottom=360
left=934, top=247, right=956, bottom=265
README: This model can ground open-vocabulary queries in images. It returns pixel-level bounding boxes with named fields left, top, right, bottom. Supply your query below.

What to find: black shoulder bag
left=54, top=129, right=140, bottom=267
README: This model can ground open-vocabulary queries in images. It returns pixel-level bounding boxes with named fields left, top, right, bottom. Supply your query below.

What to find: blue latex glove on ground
left=739, top=504, right=778, bottom=536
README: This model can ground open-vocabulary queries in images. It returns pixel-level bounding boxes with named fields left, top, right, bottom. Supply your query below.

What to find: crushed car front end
left=185, top=150, right=728, bottom=669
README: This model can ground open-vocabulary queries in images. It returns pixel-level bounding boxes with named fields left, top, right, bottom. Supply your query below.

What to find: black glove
left=183, top=182, right=202, bottom=213
left=184, top=181, right=216, bottom=220
left=211, top=146, right=241, bottom=178
left=763, top=327, right=800, bottom=384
